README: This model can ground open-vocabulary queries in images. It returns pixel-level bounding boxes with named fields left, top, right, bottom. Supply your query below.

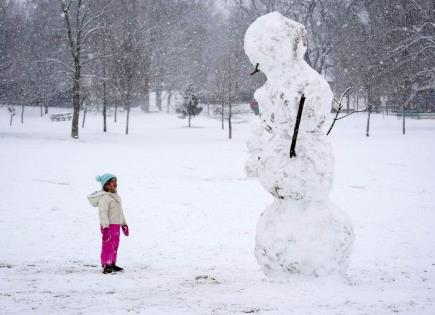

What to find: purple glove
left=102, top=227, right=111, bottom=242
left=122, top=225, right=129, bottom=236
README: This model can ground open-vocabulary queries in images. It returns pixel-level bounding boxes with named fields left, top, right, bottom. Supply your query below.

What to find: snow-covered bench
left=49, top=113, right=73, bottom=121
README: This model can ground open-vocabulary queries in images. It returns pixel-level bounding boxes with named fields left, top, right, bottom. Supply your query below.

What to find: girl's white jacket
left=87, top=190, right=127, bottom=228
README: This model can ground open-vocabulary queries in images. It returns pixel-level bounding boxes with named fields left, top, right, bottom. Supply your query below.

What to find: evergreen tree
left=176, top=84, right=202, bottom=127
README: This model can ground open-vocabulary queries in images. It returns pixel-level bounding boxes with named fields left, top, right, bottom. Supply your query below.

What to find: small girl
left=87, top=173, right=129, bottom=274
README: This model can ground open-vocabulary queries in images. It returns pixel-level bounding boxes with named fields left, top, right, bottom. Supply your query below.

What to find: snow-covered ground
left=0, top=107, right=434, bottom=314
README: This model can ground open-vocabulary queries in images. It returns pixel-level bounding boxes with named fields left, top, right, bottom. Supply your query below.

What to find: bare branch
left=81, top=74, right=110, bottom=81
left=81, top=53, right=112, bottom=66
left=0, top=62, right=11, bottom=73
left=75, top=0, right=82, bottom=43
left=81, top=1, right=113, bottom=32
left=251, top=0, right=259, bottom=13
left=34, top=58, right=75, bottom=73
left=58, top=0, right=77, bottom=59
left=79, top=2, right=90, bottom=30
left=82, top=24, right=105, bottom=43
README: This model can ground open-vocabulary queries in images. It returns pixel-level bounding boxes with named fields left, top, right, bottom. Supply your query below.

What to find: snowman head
left=244, top=12, right=308, bottom=75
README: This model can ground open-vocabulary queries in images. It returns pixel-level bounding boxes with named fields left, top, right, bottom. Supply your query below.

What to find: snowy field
left=0, top=106, right=434, bottom=314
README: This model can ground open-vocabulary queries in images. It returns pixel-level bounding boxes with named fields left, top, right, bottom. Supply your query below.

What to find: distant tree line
left=0, top=0, right=433, bottom=137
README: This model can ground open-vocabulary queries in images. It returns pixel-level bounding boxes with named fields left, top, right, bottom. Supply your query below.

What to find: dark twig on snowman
left=289, top=94, right=306, bottom=158
left=250, top=63, right=260, bottom=75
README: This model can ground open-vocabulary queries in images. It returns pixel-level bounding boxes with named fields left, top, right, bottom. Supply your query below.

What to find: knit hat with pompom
left=96, top=173, right=116, bottom=188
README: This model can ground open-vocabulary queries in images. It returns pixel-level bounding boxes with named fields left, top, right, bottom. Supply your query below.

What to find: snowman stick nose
left=250, top=63, right=260, bottom=76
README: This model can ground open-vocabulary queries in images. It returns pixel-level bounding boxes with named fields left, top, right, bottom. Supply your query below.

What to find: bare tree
left=0, top=1, right=25, bottom=106
left=110, top=1, right=147, bottom=134
left=58, top=0, right=109, bottom=138
left=25, top=1, right=65, bottom=117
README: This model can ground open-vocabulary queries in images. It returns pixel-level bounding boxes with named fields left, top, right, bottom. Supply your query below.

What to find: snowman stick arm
left=327, top=104, right=342, bottom=135
left=326, top=87, right=352, bottom=135
left=336, top=107, right=369, bottom=120
left=290, top=94, right=306, bottom=158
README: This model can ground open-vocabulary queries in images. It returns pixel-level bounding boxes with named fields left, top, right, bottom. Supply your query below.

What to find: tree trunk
left=166, top=91, right=172, bottom=113
left=21, top=104, right=24, bottom=124
left=141, top=91, right=150, bottom=112
left=103, top=81, right=107, bottom=132
left=221, top=83, right=225, bottom=130
left=126, top=105, right=130, bottom=135
left=346, top=94, right=350, bottom=112
left=156, top=87, right=162, bottom=111
left=366, top=105, right=371, bottom=137
left=228, top=104, right=232, bottom=139
left=58, top=0, right=82, bottom=139
left=40, top=100, right=43, bottom=117
left=228, top=82, right=232, bottom=139
left=102, top=33, right=107, bottom=132
left=44, top=99, right=49, bottom=115
left=402, top=87, right=416, bottom=135
left=188, top=113, right=191, bottom=127
left=114, top=105, right=117, bottom=122
left=10, top=114, right=13, bottom=126
left=402, top=102, right=406, bottom=135
left=71, top=64, right=81, bottom=139
left=221, top=102, right=224, bottom=130
left=82, top=107, right=87, bottom=128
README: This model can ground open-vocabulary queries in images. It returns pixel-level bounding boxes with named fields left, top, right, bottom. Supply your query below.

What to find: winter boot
left=102, top=265, right=113, bottom=274
left=111, top=264, right=124, bottom=272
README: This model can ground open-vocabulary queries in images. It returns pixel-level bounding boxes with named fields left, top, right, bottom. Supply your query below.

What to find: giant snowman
left=244, top=12, right=354, bottom=277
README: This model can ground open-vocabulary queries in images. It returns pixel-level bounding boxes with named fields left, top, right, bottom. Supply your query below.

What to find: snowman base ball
left=255, top=199, right=354, bottom=277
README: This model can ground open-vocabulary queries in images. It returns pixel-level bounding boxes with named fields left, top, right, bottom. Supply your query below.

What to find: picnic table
left=49, top=113, right=73, bottom=121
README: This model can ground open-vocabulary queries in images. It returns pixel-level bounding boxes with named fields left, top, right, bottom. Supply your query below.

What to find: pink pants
left=100, top=224, right=120, bottom=266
